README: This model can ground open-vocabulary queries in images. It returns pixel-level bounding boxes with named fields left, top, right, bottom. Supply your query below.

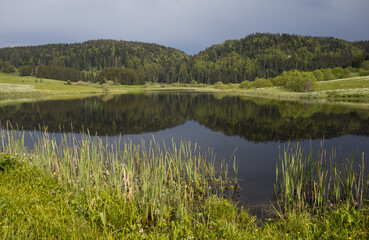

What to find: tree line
left=0, top=33, right=368, bottom=85
left=19, top=65, right=145, bottom=85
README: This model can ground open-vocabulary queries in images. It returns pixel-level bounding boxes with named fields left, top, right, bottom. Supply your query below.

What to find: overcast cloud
left=1, top=0, right=368, bottom=54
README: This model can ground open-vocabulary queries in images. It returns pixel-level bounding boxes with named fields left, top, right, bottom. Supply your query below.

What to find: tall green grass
left=275, top=144, right=368, bottom=215
left=0, top=126, right=238, bottom=229
left=1, top=126, right=369, bottom=238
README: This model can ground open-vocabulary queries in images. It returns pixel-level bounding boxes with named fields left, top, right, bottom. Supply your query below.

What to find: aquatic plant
left=0, top=124, right=239, bottom=227
left=275, top=144, right=368, bottom=214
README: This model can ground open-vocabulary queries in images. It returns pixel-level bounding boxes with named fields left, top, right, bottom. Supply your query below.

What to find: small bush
left=106, top=80, right=115, bottom=85
left=313, top=70, right=324, bottom=81
left=190, top=80, right=198, bottom=85
left=332, top=67, right=347, bottom=79
left=358, top=68, right=369, bottom=76
left=239, top=80, right=251, bottom=89
left=252, top=78, right=273, bottom=88
left=285, top=77, right=315, bottom=92
left=361, top=60, right=369, bottom=70
left=321, top=68, right=334, bottom=81
left=217, top=84, right=230, bottom=90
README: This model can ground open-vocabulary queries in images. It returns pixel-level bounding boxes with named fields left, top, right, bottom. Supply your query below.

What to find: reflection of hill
left=1, top=93, right=369, bottom=142
left=0, top=94, right=191, bottom=135
left=191, top=97, right=369, bottom=142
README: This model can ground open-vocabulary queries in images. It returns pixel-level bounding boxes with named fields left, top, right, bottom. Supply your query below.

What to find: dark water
left=1, top=92, right=369, bottom=207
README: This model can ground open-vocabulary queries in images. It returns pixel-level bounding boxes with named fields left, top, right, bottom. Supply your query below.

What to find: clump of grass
left=0, top=127, right=247, bottom=238
left=275, top=144, right=368, bottom=215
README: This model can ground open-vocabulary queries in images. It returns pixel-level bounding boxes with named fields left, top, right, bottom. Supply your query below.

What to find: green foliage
left=358, top=68, right=369, bottom=76
left=190, top=79, right=198, bottom=85
left=331, top=67, right=347, bottom=79
left=361, top=60, right=369, bottom=70
left=269, top=70, right=300, bottom=86
left=313, top=69, right=324, bottom=81
left=276, top=146, right=368, bottom=214
left=20, top=65, right=93, bottom=82
left=273, top=70, right=317, bottom=92
left=321, top=68, right=335, bottom=81
left=285, top=76, right=315, bottom=92
left=0, top=61, right=15, bottom=73
left=239, top=80, right=251, bottom=89
left=251, top=78, right=273, bottom=88
left=99, top=67, right=145, bottom=85
left=0, top=39, right=187, bottom=84
left=0, top=33, right=367, bottom=84
left=192, top=33, right=366, bottom=83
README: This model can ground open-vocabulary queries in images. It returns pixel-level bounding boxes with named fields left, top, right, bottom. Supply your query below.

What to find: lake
left=1, top=92, right=369, bottom=209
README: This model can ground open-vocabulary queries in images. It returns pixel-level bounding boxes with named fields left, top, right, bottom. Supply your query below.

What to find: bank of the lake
left=1, top=72, right=369, bottom=104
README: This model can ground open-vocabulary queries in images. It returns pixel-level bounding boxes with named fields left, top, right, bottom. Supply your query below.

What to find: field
left=315, top=76, right=369, bottom=91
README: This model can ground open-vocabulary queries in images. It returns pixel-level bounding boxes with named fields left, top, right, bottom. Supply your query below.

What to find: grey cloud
left=0, top=0, right=368, bottom=54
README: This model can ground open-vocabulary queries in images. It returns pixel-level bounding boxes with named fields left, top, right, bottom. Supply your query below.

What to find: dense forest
left=0, top=33, right=368, bottom=84
left=191, top=33, right=369, bottom=83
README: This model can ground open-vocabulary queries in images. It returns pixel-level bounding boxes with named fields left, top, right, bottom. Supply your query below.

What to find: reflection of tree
left=1, top=94, right=369, bottom=142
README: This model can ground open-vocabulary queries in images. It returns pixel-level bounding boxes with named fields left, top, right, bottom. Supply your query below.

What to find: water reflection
left=1, top=93, right=369, bottom=141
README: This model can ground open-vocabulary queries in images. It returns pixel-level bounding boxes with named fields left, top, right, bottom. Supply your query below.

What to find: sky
left=1, top=0, right=368, bottom=55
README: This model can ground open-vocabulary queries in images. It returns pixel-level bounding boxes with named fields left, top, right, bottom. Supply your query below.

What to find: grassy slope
left=315, top=76, right=369, bottom=91
left=0, top=72, right=122, bottom=97
left=202, top=76, right=369, bottom=102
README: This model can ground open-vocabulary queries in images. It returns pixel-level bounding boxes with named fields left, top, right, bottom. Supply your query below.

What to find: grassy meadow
left=1, top=72, right=369, bottom=105
left=0, top=128, right=368, bottom=239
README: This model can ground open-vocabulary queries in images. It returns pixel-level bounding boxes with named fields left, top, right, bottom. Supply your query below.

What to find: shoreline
left=1, top=72, right=369, bottom=107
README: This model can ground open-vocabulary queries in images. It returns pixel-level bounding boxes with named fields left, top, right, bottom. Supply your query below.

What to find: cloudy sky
left=1, top=0, right=368, bottom=54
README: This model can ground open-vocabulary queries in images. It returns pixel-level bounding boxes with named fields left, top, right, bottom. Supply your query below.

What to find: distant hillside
left=190, top=33, right=368, bottom=83
left=0, top=33, right=368, bottom=84
left=0, top=40, right=188, bottom=83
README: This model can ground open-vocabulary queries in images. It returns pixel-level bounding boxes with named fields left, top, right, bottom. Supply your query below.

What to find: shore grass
left=1, top=128, right=369, bottom=239
left=275, top=145, right=369, bottom=214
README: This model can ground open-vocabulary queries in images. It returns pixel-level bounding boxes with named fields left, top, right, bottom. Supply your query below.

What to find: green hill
left=190, top=33, right=368, bottom=83
left=0, top=40, right=188, bottom=83
left=0, top=33, right=368, bottom=84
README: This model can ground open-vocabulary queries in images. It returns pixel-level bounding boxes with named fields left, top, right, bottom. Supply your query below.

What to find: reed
left=0, top=125, right=238, bottom=227
left=275, top=144, right=368, bottom=214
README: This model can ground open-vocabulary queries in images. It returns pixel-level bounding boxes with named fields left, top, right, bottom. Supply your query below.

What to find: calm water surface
left=1, top=92, right=369, bottom=207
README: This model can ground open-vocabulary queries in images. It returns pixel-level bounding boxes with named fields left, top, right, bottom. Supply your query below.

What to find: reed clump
left=1, top=127, right=369, bottom=239
left=275, top=144, right=368, bottom=215
left=0, top=127, right=242, bottom=238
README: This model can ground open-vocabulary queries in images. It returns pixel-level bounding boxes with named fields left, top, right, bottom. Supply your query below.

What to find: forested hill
left=191, top=33, right=368, bottom=83
left=0, top=40, right=188, bottom=83
left=0, top=33, right=368, bottom=84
